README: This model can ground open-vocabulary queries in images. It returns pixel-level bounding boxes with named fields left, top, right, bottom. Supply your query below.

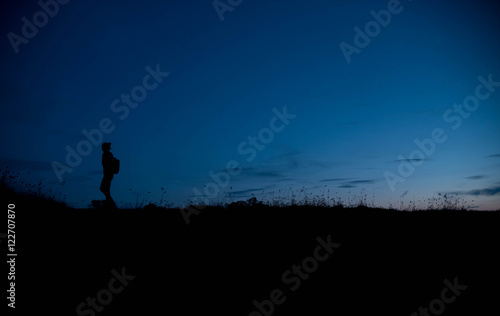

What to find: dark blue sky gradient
left=1, top=0, right=499, bottom=209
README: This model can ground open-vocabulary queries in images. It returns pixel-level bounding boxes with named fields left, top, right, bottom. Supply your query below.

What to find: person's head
left=101, top=142, right=111, bottom=152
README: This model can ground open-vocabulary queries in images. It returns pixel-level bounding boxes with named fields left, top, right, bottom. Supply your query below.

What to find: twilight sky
left=1, top=0, right=499, bottom=209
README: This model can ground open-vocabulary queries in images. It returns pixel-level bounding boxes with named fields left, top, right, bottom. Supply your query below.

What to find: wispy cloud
left=265, top=150, right=333, bottom=171
left=394, top=158, right=428, bottom=163
left=465, top=175, right=487, bottom=180
left=229, top=188, right=267, bottom=196
left=249, top=170, right=284, bottom=178
left=336, top=179, right=377, bottom=189
left=241, top=167, right=285, bottom=178
left=221, top=149, right=334, bottom=187
left=320, top=178, right=351, bottom=183
left=451, top=186, right=500, bottom=196
left=347, top=180, right=376, bottom=185
left=221, top=184, right=278, bottom=198
left=219, top=167, right=286, bottom=179
left=485, top=154, right=500, bottom=158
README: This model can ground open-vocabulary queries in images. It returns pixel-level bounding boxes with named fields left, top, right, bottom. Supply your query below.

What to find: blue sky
left=1, top=0, right=499, bottom=209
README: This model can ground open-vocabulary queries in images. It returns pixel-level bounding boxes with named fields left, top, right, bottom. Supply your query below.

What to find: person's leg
left=100, top=175, right=113, bottom=203
left=105, top=175, right=116, bottom=207
left=108, top=195, right=116, bottom=207
left=100, top=177, right=106, bottom=196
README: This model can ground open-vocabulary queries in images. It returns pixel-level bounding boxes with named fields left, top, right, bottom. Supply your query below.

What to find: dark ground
left=1, top=184, right=499, bottom=315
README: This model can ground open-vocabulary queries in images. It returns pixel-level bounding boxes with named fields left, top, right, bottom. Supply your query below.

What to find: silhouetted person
left=100, top=142, right=116, bottom=207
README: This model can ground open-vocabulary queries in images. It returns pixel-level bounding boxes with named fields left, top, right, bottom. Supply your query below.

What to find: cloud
left=220, top=149, right=334, bottom=187
left=451, top=186, right=500, bottom=196
left=320, top=178, right=350, bottom=182
left=265, top=150, right=332, bottom=171
left=305, top=160, right=332, bottom=169
left=394, top=158, right=428, bottom=163
left=223, top=184, right=277, bottom=198
left=336, top=179, right=377, bottom=189
left=249, top=170, right=284, bottom=178
left=485, top=154, right=500, bottom=158
left=259, top=150, right=301, bottom=170
left=241, top=168, right=285, bottom=178
left=0, top=158, right=53, bottom=171
left=229, top=188, right=267, bottom=196
left=218, top=167, right=286, bottom=179
left=347, top=180, right=376, bottom=185
left=465, top=175, right=487, bottom=180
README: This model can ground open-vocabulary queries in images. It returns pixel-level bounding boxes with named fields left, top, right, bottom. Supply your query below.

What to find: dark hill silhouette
left=1, top=172, right=499, bottom=315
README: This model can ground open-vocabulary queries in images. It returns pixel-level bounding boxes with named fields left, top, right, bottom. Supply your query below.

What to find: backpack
left=112, top=158, right=120, bottom=174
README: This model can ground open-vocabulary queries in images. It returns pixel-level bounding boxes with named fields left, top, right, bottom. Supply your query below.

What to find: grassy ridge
left=3, top=169, right=500, bottom=315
